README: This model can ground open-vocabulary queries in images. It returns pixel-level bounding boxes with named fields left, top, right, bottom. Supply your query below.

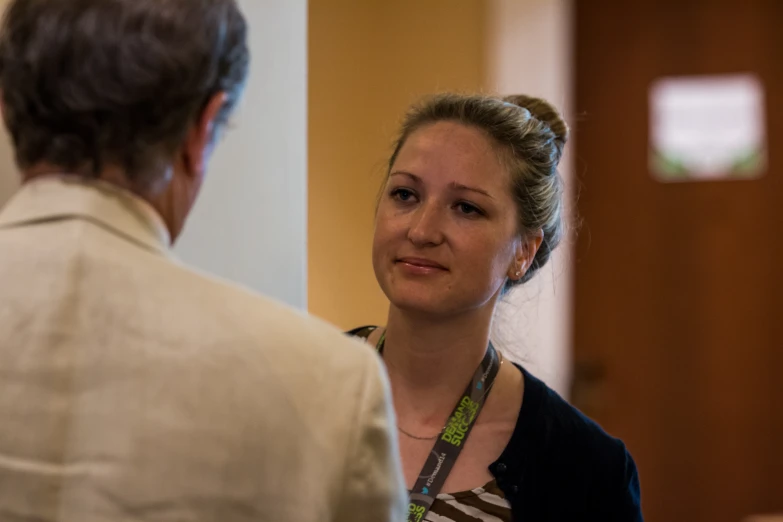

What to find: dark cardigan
left=346, top=327, right=643, bottom=521
left=493, top=365, right=643, bottom=521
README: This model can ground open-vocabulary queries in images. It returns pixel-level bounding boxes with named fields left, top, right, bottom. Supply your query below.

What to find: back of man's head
left=0, top=0, right=249, bottom=190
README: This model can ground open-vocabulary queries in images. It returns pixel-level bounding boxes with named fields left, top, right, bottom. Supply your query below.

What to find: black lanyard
left=376, top=333, right=501, bottom=522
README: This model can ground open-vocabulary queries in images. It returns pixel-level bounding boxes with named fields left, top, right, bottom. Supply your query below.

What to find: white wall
left=175, top=0, right=308, bottom=308
left=0, top=1, right=309, bottom=309
left=486, top=0, right=574, bottom=397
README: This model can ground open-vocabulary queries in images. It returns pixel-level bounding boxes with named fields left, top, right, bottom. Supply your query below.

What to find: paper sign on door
left=649, top=74, right=766, bottom=182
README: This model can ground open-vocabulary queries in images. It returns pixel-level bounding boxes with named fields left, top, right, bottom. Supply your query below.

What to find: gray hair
left=387, top=93, right=569, bottom=288
left=0, top=0, right=250, bottom=186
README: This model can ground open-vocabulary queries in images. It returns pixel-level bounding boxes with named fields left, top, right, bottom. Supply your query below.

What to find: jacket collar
left=0, top=175, right=171, bottom=254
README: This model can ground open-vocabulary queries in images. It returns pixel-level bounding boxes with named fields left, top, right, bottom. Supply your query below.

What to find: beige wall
left=308, top=0, right=486, bottom=329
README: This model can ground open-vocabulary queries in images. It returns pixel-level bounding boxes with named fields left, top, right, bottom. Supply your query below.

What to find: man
left=0, top=1, right=406, bottom=520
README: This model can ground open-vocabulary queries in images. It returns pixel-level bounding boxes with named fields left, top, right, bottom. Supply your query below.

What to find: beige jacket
left=0, top=177, right=406, bottom=522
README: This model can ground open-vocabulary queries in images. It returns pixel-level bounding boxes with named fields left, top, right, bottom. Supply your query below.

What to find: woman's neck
left=382, top=305, right=495, bottom=431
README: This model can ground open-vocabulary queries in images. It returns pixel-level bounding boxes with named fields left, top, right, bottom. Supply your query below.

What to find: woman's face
left=373, top=121, right=529, bottom=318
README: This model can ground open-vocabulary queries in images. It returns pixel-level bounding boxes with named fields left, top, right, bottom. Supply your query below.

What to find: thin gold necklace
left=397, top=425, right=443, bottom=440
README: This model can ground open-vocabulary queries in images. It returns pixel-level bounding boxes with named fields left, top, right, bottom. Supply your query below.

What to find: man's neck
left=22, top=163, right=179, bottom=243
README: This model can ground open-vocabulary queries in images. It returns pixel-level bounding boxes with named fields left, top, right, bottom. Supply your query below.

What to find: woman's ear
left=507, top=229, right=544, bottom=281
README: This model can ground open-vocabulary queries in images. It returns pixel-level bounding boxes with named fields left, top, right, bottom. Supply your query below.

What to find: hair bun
left=503, top=94, right=569, bottom=147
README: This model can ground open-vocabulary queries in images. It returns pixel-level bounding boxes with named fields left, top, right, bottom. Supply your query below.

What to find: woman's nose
left=406, top=204, right=445, bottom=246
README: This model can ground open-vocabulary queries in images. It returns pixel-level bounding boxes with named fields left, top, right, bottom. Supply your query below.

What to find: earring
left=515, top=271, right=521, bottom=278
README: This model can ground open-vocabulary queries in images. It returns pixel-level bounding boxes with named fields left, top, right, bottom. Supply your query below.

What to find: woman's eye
left=391, top=188, right=415, bottom=202
left=457, top=202, right=482, bottom=215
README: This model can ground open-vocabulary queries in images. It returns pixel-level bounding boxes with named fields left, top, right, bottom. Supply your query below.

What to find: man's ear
left=182, top=92, right=227, bottom=177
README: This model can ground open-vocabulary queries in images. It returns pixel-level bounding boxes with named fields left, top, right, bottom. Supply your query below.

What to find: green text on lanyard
left=376, top=333, right=501, bottom=522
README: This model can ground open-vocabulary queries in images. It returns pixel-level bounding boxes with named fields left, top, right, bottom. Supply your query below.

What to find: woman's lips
left=396, top=257, right=448, bottom=275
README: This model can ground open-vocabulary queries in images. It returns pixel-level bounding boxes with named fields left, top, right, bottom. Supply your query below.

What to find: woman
left=350, top=93, right=642, bottom=521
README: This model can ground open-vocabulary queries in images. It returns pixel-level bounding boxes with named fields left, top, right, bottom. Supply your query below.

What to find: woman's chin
left=382, top=279, right=471, bottom=317
left=389, top=294, right=458, bottom=318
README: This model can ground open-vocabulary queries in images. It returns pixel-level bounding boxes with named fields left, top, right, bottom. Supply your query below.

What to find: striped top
left=427, top=480, right=511, bottom=521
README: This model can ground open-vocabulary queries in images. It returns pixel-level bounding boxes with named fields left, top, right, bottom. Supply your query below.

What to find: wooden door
left=572, top=1, right=783, bottom=521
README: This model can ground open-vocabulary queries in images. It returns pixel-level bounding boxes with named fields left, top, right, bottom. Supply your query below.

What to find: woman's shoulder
left=503, top=366, right=642, bottom=519
left=345, top=325, right=378, bottom=339
left=523, top=368, right=626, bottom=452
left=346, top=325, right=385, bottom=346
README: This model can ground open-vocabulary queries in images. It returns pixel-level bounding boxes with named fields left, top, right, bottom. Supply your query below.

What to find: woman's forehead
left=394, top=121, right=509, bottom=188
